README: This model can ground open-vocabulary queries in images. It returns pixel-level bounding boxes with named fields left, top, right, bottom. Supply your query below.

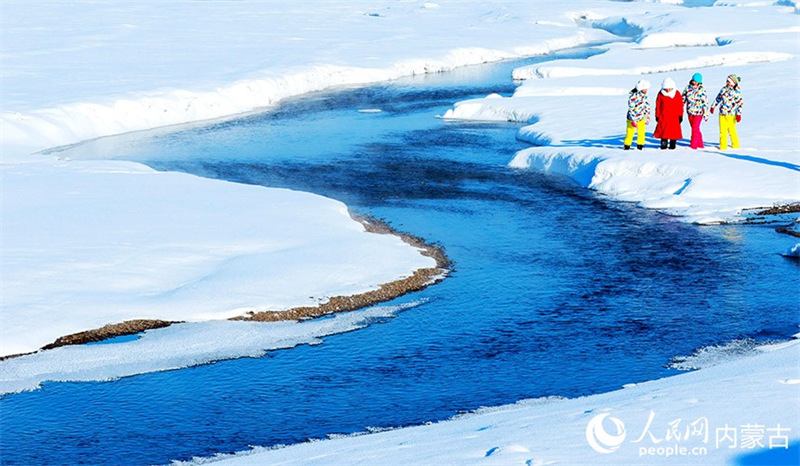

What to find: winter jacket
left=627, top=90, right=651, bottom=123
left=711, top=85, right=743, bottom=116
left=682, top=84, right=708, bottom=117
left=653, top=90, right=684, bottom=140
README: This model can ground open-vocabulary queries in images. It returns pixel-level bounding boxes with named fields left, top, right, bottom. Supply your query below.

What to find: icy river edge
left=2, top=1, right=799, bottom=465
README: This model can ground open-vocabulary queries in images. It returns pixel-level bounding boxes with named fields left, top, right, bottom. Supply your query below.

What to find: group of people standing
left=623, top=73, right=743, bottom=151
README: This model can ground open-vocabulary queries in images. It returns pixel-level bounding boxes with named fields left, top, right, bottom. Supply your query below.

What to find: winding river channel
left=2, top=49, right=798, bottom=465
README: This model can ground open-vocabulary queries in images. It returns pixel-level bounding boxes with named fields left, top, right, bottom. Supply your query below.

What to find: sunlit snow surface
left=1, top=0, right=798, bottom=465
left=185, top=341, right=800, bottom=466
left=0, top=160, right=434, bottom=356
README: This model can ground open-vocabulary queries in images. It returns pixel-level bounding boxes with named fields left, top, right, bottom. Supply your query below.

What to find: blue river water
left=1, top=49, right=798, bottom=465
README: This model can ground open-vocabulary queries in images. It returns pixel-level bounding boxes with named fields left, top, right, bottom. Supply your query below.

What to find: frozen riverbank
left=1, top=0, right=616, bottom=154
left=441, top=4, right=800, bottom=225
left=0, top=158, right=438, bottom=357
left=1, top=1, right=798, bottom=464
left=183, top=338, right=800, bottom=466
left=1, top=0, right=630, bottom=359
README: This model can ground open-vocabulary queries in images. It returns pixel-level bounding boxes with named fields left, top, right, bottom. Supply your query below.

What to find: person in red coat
left=654, top=77, right=684, bottom=150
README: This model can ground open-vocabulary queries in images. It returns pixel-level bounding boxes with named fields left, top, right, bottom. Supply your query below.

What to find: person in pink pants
left=682, top=73, right=709, bottom=149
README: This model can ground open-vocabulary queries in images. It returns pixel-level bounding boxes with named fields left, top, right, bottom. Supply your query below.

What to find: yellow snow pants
left=719, top=115, right=739, bottom=150
left=624, top=119, right=646, bottom=146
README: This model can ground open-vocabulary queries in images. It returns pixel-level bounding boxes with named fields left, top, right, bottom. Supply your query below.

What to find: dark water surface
left=2, top=50, right=798, bottom=465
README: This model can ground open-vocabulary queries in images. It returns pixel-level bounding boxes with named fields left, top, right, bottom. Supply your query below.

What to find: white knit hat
left=636, top=79, right=651, bottom=91
left=662, top=77, right=676, bottom=90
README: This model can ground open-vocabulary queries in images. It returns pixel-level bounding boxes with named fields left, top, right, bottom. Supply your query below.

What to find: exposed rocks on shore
left=0, top=319, right=177, bottom=361
left=234, top=212, right=451, bottom=322
left=756, top=202, right=800, bottom=216
left=742, top=203, right=800, bottom=238
left=41, top=319, right=177, bottom=350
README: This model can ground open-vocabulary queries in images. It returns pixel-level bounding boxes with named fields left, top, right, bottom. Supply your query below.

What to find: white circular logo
left=586, top=413, right=627, bottom=454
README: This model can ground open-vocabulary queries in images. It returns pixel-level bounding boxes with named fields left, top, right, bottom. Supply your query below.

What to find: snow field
left=0, top=0, right=694, bottom=361
left=0, top=158, right=435, bottom=357
left=0, top=1, right=798, bottom=464
left=1, top=0, right=629, bottom=155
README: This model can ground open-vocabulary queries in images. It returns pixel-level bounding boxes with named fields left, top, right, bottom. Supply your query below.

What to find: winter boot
left=624, top=145, right=631, bottom=150
left=637, top=145, right=644, bottom=150
left=669, top=140, right=677, bottom=150
left=660, top=139, right=668, bottom=150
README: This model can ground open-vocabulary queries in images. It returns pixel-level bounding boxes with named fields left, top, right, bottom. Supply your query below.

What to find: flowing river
left=2, top=49, right=798, bottom=465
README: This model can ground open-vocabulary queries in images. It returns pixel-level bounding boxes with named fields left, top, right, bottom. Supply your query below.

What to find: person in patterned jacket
left=710, top=74, right=743, bottom=150
left=682, top=72, right=708, bottom=149
left=624, top=79, right=651, bottom=150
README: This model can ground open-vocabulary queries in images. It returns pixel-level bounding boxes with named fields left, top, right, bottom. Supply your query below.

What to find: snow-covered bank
left=0, top=158, right=435, bottom=357
left=442, top=4, right=800, bottom=225
left=510, top=145, right=799, bottom=224
left=179, top=338, right=800, bottom=466
left=1, top=0, right=620, bottom=154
